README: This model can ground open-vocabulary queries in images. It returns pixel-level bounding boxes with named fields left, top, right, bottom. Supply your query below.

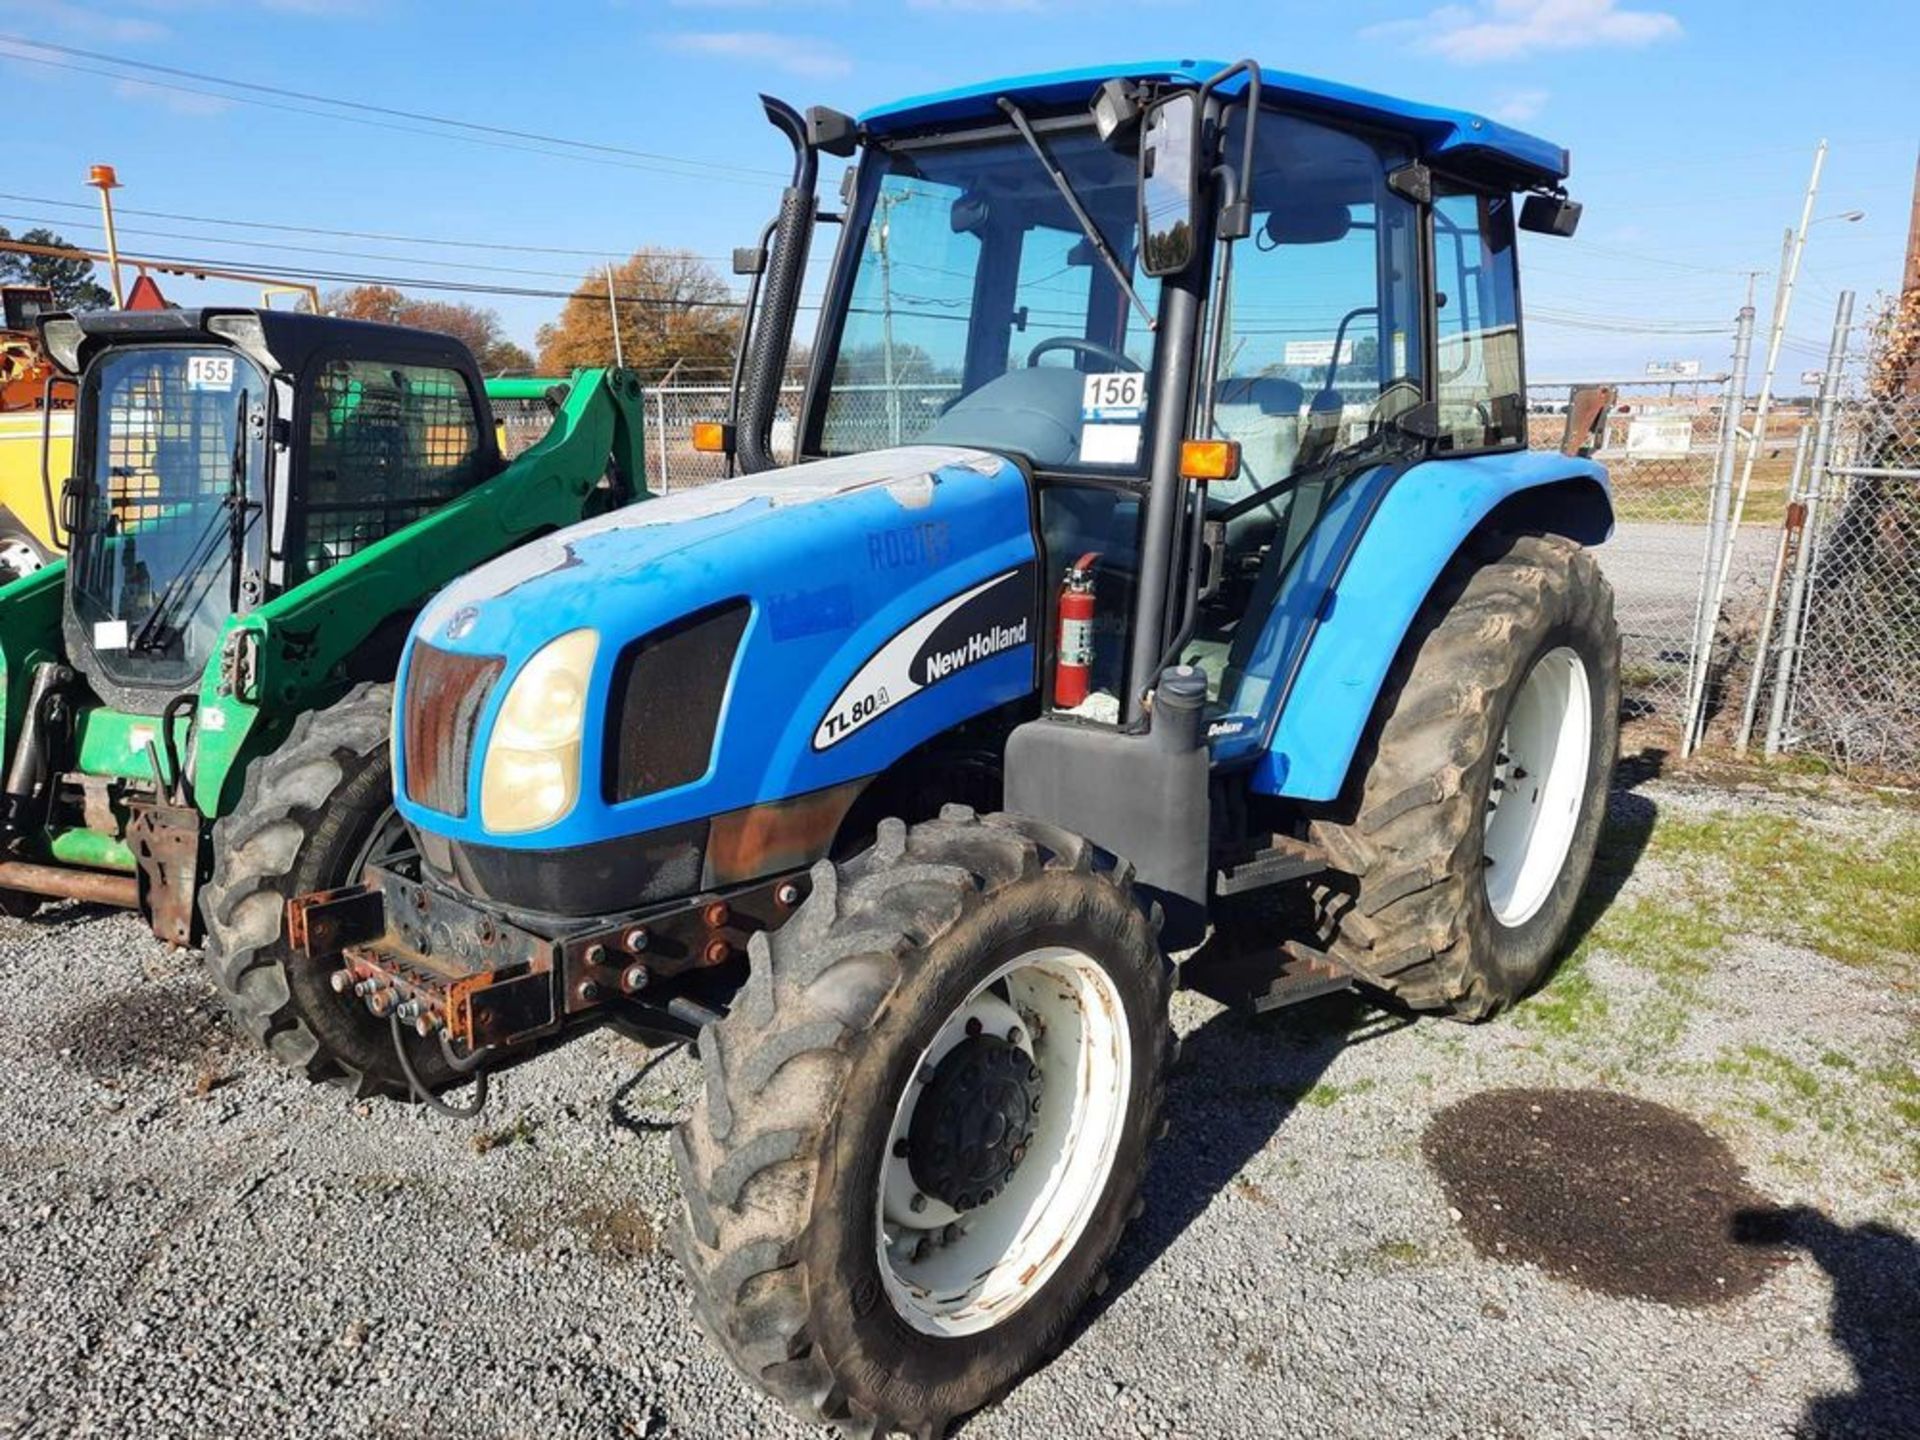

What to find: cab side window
left=1433, top=188, right=1524, bottom=451
left=300, top=360, right=488, bottom=579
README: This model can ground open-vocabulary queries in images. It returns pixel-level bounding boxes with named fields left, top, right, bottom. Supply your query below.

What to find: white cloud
left=662, top=30, right=852, bottom=78
left=1492, top=87, right=1550, bottom=123
left=0, top=0, right=169, bottom=43
left=1365, top=0, right=1681, bottom=65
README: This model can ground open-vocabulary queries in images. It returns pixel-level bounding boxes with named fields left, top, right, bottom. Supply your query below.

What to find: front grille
left=402, top=642, right=503, bottom=818
left=607, top=601, right=750, bottom=803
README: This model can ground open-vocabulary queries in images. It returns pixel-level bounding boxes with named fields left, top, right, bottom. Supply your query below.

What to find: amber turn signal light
left=691, top=421, right=732, bottom=454
left=1180, top=439, right=1241, bottom=481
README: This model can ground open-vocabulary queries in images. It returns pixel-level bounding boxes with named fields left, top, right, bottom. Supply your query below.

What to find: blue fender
left=396, top=446, right=1039, bottom=851
left=1209, top=450, right=1610, bottom=801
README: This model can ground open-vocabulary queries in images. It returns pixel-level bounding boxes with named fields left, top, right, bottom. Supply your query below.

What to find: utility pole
left=1685, top=140, right=1828, bottom=755
left=1904, top=147, right=1920, bottom=397
left=605, top=262, right=625, bottom=368
left=1905, top=146, right=1920, bottom=297
left=874, top=190, right=904, bottom=446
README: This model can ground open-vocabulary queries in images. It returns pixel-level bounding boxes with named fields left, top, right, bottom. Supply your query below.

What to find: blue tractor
left=291, top=60, right=1616, bottom=1435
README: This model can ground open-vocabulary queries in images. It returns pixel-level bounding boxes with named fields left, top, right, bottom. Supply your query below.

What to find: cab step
left=1214, top=836, right=1330, bottom=897
left=1182, top=936, right=1355, bottom=1014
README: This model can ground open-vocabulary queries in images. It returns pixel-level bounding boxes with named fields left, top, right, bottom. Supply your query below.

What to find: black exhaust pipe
left=735, top=96, right=818, bottom=476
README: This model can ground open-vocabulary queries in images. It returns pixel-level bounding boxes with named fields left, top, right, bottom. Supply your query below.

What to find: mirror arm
left=1197, top=59, right=1263, bottom=225
left=998, top=97, right=1156, bottom=332
left=1194, top=161, right=1242, bottom=442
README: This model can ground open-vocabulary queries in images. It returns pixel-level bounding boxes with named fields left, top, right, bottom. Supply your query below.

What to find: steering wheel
left=1027, top=336, right=1140, bottom=371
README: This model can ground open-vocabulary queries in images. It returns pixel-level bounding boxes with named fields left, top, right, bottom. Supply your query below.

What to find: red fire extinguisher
left=1054, top=551, right=1101, bottom=710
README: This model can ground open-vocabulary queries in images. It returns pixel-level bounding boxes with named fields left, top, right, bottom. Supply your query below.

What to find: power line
left=0, top=33, right=789, bottom=180
left=0, top=36, right=786, bottom=188
left=0, top=190, right=832, bottom=271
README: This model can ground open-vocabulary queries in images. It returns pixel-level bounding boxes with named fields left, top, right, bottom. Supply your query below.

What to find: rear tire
left=1309, top=531, right=1619, bottom=1020
left=673, top=807, right=1173, bottom=1437
left=200, top=682, right=452, bottom=1098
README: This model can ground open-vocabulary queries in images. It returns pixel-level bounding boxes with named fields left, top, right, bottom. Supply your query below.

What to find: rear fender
left=1216, top=450, right=1610, bottom=801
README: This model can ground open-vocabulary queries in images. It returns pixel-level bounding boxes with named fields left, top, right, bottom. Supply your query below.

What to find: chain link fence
left=1752, top=319, right=1920, bottom=773
left=1529, top=376, right=1730, bottom=727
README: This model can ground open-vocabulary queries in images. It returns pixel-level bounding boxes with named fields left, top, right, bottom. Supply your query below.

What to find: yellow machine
left=0, top=285, right=70, bottom=582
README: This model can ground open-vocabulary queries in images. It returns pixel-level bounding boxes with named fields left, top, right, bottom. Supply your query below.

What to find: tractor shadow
left=1084, top=754, right=1666, bottom=1328
left=1734, top=1206, right=1920, bottom=1437
left=1090, top=990, right=1409, bottom=1318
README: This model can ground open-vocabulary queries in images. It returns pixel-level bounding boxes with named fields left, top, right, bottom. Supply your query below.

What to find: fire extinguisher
left=1054, top=551, right=1101, bottom=710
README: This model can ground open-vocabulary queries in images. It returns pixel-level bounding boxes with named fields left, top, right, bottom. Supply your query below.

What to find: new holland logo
left=814, top=567, right=1035, bottom=751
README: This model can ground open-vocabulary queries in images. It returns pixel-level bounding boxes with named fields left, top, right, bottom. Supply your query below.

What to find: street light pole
left=87, top=164, right=125, bottom=309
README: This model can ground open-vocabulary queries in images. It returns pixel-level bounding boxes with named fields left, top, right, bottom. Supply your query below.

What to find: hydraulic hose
left=391, top=1015, right=490, bottom=1120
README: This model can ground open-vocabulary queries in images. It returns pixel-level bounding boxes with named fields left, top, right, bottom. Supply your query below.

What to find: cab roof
left=858, top=59, right=1569, bottom=187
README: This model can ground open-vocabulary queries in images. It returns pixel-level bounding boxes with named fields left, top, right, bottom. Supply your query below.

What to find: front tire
left=1309, top=531, right=1620, bottom=1020
left=201, top=681, right=452, bottom=1097
left=673, top=808, right=1173, bottom=1436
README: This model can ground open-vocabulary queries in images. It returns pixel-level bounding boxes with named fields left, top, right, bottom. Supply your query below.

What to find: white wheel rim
left=1483, top=646, right=1593, bottom=928
left=875, top=945, right=1132, bottom=1337
left=0, top=538, right=43, bottom=580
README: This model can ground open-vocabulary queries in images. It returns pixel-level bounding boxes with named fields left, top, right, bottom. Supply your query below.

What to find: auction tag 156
left=1081, top=371, right=1146, bottom=422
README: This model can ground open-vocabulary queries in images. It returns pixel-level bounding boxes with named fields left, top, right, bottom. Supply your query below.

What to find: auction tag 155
left=187, top=354, right=236, bottom=391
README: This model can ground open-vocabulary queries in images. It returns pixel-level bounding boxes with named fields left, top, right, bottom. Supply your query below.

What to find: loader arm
left=188, top=366, right=649, bottom=816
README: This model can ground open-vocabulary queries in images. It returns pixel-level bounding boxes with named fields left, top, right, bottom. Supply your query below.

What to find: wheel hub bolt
left=1007, top=1026, right=1023, bottom=1046
left=965, top=1017, right=983, bottom=1037
left=909, top=1192, right=927, bottom=1213
left=892, top=1138, right=910, bottom=1159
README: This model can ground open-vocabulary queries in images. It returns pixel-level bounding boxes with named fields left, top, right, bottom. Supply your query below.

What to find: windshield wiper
left=996, top=98, right=1155, bottom=333
left=131, top=388, right=258, bottom=655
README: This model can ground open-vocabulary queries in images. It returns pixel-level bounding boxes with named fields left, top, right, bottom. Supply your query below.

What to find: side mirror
left=1138, top=92, right=1199, bottom=277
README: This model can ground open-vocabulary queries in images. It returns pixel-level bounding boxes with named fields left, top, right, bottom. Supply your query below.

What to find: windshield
left=69, top=346, right=267, bottom=696
left=813, top=125, right=1161, bottom=471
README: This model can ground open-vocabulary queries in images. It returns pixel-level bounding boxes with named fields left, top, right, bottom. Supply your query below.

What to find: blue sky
left=4, top=0, right=1914, bottom=380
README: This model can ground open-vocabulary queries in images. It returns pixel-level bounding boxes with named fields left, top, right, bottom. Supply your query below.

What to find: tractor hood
left=398, top=445, right=1041, bottom=871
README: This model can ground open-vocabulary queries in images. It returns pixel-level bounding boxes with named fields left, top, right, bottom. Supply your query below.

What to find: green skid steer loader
left=0, top=306, right=648, bottom=1095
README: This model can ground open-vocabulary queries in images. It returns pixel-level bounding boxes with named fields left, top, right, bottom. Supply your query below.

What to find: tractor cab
left=37, top=308, right=499, bottom=711
left=726, top=62, right=1583, bottom=731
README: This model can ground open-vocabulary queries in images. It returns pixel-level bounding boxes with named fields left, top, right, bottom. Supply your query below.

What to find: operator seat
left=921, top=366, right=1085, bottom=468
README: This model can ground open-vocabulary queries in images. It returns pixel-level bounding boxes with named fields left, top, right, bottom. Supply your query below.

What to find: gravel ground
left=1, top=763, right=1915, bottom=1440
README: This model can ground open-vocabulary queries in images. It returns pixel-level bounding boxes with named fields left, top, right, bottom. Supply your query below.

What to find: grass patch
left=1645, top=811, right=1920, bottom=971
left=1301, top=1077, right=1375, bottom=1109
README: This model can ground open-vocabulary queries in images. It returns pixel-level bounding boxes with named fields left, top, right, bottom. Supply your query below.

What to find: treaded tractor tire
left=1308, top=531, right=1619, bottom=1021
left=672, top=807, right=1174, bottom=1438
left=201, top=681, right=452, bottom=1098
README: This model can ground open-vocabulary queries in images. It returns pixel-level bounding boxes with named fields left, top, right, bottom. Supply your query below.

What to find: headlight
left=480, top=628, right=598, bottom=834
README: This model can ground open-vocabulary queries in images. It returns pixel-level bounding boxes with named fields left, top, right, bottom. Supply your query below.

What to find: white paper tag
left=1079, top=422, right=1141, bottom=465
left=187, top=354, right=236, bottom=390
left=93, top=619, right=129, bottom=651
left=1081, top=371, right=1146, bottom=422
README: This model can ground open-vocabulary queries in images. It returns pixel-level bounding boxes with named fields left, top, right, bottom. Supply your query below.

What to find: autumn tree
left=536, top=250, right=739, bottom=377
left=0, top=227, right=111, bottom=310
left=325, top=284, right=534, bottom=374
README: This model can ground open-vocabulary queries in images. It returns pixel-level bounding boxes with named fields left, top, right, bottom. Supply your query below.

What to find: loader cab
left=38, top=307, right=497, bottom=710
left=772, top=62, right=1569, bottom=730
